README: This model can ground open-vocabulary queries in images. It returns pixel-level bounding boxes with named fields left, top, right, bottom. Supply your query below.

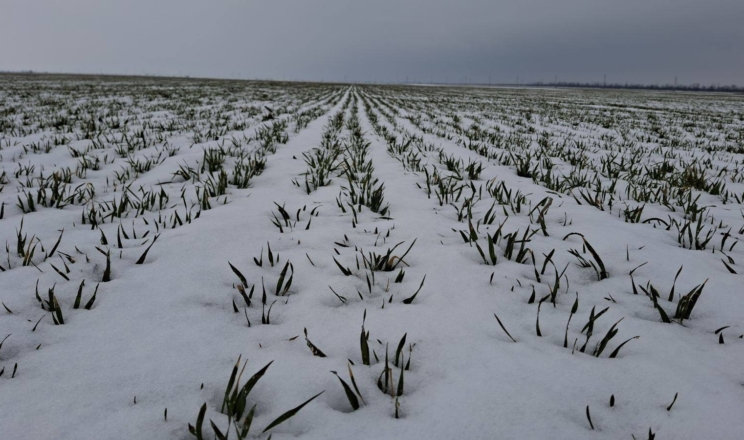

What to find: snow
left=1, top=74, right=743, bottom=439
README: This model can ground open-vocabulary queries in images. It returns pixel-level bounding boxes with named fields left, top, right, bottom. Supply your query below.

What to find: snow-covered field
left=1, top=74, right=743, bottom=440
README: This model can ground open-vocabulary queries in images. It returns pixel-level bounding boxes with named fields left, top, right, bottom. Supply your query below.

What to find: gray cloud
left=2, top=0, right=743, bottom=85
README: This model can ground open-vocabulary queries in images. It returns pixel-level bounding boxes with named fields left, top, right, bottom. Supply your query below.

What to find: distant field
left=1, top=74, right=743, bottom=440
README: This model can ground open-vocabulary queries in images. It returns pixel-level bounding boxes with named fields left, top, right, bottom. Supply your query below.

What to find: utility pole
left=603, top=74, right=607, bottom=87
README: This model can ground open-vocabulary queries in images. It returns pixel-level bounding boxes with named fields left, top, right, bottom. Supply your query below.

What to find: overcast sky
left=2, top=0, right=743, bottom=85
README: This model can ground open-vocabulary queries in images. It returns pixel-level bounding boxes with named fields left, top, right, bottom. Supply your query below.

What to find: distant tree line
left=525, top=81, right=743, bottom=93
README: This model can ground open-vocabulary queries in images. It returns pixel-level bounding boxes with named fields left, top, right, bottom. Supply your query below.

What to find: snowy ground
left=1, top=74, right=743, bottom=440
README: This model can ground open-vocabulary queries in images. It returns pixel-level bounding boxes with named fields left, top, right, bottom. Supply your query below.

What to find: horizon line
left=1, top=70, right=742, bottom=93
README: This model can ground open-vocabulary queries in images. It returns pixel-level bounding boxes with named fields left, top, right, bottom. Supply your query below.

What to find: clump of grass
left=135, top=234, right=160, bottom=264
left=360, top=239, right=416, bottom=272
left=189, top=356, right=324, bottom=440
left=674, top=280, right=708, bottom=323
left=360, top=310, right=370, bottom=365
left=564, top=233, right=609, bottom=280
left=73, top=280, right=99, bottom=310
left=564, top=294, right=578, bottom=347
left=333, top=256, right=353, bottom=276
left=634, top=270, right=708, bottom=323
left=666, top=392, right=678, bottom=411
left=376, top=345, right=405, bottom=398
left=274, top=261, right=294, bottom=296
left=715, top=326, right=729, bottom=344
left=228, top=262, right=249, bottom=287
left=96, top=246, right=112, bottom=282
left=332, top=363, right=365, bottom=411
left=494, top=313, right=517, bottom=343
left=304, top=328, right=327, bottom=357
left=261, top=300, right=276, bottom=325
left=402, top=275, right=426, bottom=304
left=0, top=334, right=11, bottom=358
left=579, top=306, right=609, bottom=353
